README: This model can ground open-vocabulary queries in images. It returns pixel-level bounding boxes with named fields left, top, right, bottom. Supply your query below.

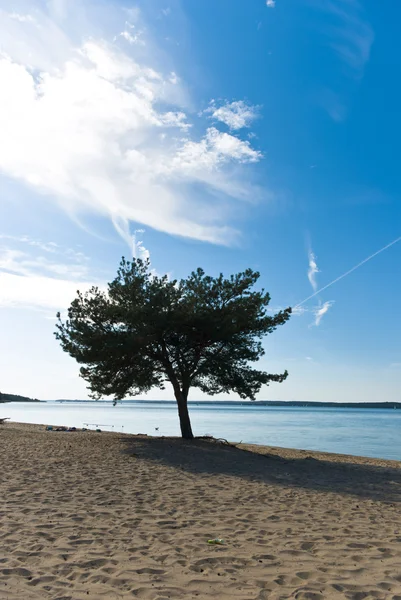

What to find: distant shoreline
left=52, top=399, right=401, bottom=409
left=4, top=396, right=400, bottom=409
left=0, top=394, right=42, bottom=403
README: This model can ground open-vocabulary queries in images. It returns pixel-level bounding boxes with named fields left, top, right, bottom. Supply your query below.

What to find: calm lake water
left=3, top=401, right=401, bottom=461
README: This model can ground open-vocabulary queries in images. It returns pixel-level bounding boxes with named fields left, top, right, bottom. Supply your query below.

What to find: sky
left=0, top=0, right=400, bottom=402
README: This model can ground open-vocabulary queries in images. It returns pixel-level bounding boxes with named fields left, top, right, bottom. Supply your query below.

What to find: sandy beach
left=2, top=423, right=401, bottom=599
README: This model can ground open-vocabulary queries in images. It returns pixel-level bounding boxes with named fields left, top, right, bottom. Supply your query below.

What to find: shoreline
left=4, top=402, right=401, bottom=462
left=5, top=419, right=401, bottom=467
left=2, top=422, right=401, bottom=599
left=26, top=399, right=401, bottom=408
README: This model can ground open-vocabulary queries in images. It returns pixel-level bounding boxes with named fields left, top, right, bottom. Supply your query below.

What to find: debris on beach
left=45, top=425, right=87, bottom=432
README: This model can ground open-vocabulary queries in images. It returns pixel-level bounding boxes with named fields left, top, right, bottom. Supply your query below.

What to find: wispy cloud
left=315, top=0, right=374, bottom=77
left=317, top=88, right=347, bottom=123
left=305, top=244, right=333, bottom=326
left=266, top=0, right=276, bottom=7
left=0, top=3, right=262, bottom=247
left=0, top=238, right=90, bottom=278
left=296, top=235, right=401, bottom=309
left=307, top=249, right=320, bottom=292
left=132, top=229, right=150, bottom=262
left=117, top=29, right=144, bottom=45
left=205, top=100, right=259, bottom=131
left=267, top=303, right=307, bottom=317
left=8, top=12, right=35, bottom=22
left=292, top=305, right=307, bottom=316
left=0, top=270, right=94, bottom=312
left=312, top=300, right=334, bottom=327
left=0, top=238, right=97, bottom=311
left=324, top=0, right=374, bottom=77
left=313, top=0, right=374, bottom=121
left=0, top=235, right=59, bottom=253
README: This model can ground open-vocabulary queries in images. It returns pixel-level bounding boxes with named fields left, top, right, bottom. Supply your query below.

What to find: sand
left=2, top=423, right=401, bottom=600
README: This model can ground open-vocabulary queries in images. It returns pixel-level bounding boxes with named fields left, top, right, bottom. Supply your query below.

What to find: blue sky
left=0, top=0, right=400, bottom=402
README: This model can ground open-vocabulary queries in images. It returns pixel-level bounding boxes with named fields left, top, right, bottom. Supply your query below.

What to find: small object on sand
left=67, top=427, right=77, bottom=432
left=46, top=426, right=53, bottom=431
left=207, top=538, right=224, bottom=545
left=0, top=417, right=10, bottom=424
left=95, top=428, right=101, bottom=432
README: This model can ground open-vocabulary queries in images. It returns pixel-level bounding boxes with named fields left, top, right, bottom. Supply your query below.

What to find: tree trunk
left=174, top=389, right=194, bottom=439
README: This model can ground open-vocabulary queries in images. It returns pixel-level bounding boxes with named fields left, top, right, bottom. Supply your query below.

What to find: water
left=3, top=401, right=401, bottom=461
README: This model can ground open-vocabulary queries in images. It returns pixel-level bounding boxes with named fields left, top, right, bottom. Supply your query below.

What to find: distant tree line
left=0, top=392, right=40, bottom=403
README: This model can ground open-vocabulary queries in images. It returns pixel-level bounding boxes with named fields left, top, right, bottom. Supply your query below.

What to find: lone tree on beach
left=55, top=259, right=291, bottom=439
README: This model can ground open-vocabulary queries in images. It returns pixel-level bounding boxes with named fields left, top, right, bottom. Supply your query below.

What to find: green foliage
left=55, top=258, right=291, bottom=438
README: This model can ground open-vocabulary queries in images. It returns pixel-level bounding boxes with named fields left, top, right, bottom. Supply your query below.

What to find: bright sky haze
left=0, top=0, right=400, bottom=402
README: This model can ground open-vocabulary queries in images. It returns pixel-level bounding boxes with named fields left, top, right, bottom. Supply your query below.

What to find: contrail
left=294, top=235, right=401, bottom=309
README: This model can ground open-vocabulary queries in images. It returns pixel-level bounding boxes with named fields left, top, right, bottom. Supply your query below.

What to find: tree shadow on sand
left=121, top=436, right=401, bottom=503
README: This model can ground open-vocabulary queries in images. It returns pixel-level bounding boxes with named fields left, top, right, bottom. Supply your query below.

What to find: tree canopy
left=55, top=259, right=291, bottom=438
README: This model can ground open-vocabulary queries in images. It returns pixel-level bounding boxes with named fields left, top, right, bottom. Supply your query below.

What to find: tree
left=55, top=259, right=291, bottom=439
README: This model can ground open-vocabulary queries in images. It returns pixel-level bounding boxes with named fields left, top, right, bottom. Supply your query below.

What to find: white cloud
left=0, top=271, right=93, bottom=311
left=312, top=300, right=334, bottom=326
left=8, top=12, right=35, bottom=22
left=266, top=0, right=276, bottom=7
left=0, top=234, right=157, bottom=312
left=307, top=250, right=319, bottom=292
left=206, top=100, right=258, bottom=130
left=0, top=240, right=96, bottom=311
left=0, top=240, right=90, bottom=279
left=296, top=235, right=401, bottom=310
left=0, top=4, right=262, bottom=247
left=0, top=234, right=59, bottom=253
left=292, top=305, right=307, bottom=316
left=171, top=128, right=261, bottom=169
left=305, top=247, right=334, bottom=326
left=136, top=240, right=149, bottom=262
left=132, top=229, right=150, bottom=262
left=118, top=29, right=143, bottom=45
